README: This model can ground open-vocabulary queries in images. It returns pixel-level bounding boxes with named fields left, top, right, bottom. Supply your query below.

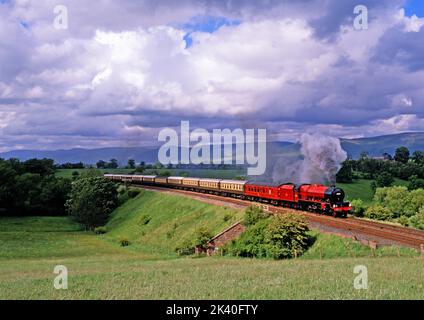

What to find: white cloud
left=375, top=114, right=424, bottom=132
left=398, top=9, right=424, bottom=32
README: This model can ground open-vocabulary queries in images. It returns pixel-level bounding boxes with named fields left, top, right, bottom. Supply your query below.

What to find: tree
left=79, top=168, right=103, bottom=178
left=375, top=172, right=394, bottom=188
left=411, top=151, right=424, bottom=165
left=109, top=159, right=119, bottom=169
left=0, top=162, right=21, bottom=213
left=154, top=162, right=164, bottom=169
left=127, top=159, right=135, bottom=169
left=66, top=177, right=118, bottom=230
left=71, top=171, right=80, bottom=179
left=96, top=160, right=107, bottom=169
left=394, top=146, right=410, bottom=164
left=336, top=160, right=353, bottom=183
left=382, top=152, right=393, bottom=161
left=359, top=151, right=369, bottom=159
left=37, top=176, right=72, bottom=215
left=23, top=158, right=55, bottom=176
left=408, top=175, right=424, bottom=190
left=135, top=166, right=145, bottom=173
left=243, top=205, right=268, bottom=226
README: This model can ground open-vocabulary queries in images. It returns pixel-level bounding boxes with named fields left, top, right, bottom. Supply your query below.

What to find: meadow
left=1, top=191, right=422, bottom=300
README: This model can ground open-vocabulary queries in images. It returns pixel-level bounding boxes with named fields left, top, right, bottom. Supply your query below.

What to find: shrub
left=264, top=214, right=310, bottom=259
left=397, top=216, right=409, bottom=227
left=409, top=207, right=424, bottom=230
left=350, top=199, right=366, bottom=217
left=225, top=214, right=310, bottom=260
left=365, top=205, right=393, bottom=221
left=174, top=226, right=212, bottom=256
left=223, top=219, right=269, bottom=258
left=128, top=188, right=141, bottom=198
left=119, top=237, right=131, bottom=247
left=223, top=213, right=232, bottom=222
left=193, top=226, right=213, bottom=250
left=243, top=205, right=269, bottom=226
left=175, top=238, right=195, bottom=256
left=118, top=193, right=130, bottom=205
left=408, top=175, right=424, bottom=191
left=373, top=186, right=414, bottom=218
left=373, top=186, right=424, bottom=219
left=94, top=226, right=107, bottom=234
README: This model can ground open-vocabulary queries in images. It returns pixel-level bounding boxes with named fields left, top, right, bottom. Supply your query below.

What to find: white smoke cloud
left=299, top=134, right=347, bottom=184
left=270, top=133, right=347, bottom=185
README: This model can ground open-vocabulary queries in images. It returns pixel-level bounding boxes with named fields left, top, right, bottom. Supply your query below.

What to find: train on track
left=104, top=174, right=352, bottom=217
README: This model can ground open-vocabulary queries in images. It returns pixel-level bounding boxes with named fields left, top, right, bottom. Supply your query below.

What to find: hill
left=340, top=132, right=424, bottom=158
left=1, top=132, right=423, bottom=164
left=104, top=190, right=244, bottom=258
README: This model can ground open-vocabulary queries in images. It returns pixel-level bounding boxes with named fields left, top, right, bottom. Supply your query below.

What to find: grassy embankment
left=1, top=190, right=421, bottom=299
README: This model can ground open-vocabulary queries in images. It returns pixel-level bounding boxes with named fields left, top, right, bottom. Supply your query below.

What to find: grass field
left=1, top=191, right=422, bottom=300
left=55, top=168, right=134, bottom=178
left=338, top=178, right=409, bottom=204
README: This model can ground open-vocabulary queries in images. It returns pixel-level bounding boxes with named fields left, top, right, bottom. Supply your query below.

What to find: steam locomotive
left=104, top=174, right=351, bottom=217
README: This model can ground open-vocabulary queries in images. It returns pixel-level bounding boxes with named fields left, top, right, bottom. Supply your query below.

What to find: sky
left=0, top=0, right=424, bottom=151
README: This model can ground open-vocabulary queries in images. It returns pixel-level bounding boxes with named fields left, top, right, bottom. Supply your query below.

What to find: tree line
left=0, top=158, right=71, bottom=215
left=336, top=147, right=424, bottom=190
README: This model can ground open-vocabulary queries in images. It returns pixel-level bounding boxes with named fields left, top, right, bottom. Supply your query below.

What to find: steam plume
left=270, top=133, right=347, bottom=185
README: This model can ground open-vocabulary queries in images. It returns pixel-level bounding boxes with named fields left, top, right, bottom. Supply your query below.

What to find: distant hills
left=1, top=132, right=423, bottom=165
left=340, top=132, right=424, bottom=158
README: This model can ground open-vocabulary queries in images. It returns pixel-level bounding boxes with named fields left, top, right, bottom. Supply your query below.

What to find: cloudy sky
left=0, top=0, right=424, bottom=152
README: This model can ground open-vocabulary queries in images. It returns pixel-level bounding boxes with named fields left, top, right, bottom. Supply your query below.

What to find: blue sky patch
left=20, top=21, right=29, bottom=29
left=404, top=0, right=424, bottom=17
left=181, top=15, right=240, bottom=48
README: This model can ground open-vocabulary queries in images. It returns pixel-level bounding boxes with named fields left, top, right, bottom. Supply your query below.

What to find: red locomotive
left=105, top=174, right=352, bottom=217
left=244, top=182, right=350, bottom=217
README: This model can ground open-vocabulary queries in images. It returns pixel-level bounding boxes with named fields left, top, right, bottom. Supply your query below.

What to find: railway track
left=133, top=184, right=424, bottom=251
